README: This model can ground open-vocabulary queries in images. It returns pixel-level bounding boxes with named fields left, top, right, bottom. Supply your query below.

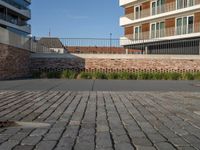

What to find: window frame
left=175, top=15, right=194, bottom=35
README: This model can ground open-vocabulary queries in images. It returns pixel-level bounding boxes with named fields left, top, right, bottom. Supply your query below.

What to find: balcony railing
left=123, top=0, right=200, bottom=21
left=0, top=12, right=31, bottom=33
left=124, top=23, right=200, bottom=41
left=0, top=12, right=29, bottom=26
left=2, top=0, right=30, bottom=10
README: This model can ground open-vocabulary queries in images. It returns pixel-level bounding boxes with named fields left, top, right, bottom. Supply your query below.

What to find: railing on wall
left=0, top=26, right=199, bottom=55
left=125, top=23, right=200, bottom=41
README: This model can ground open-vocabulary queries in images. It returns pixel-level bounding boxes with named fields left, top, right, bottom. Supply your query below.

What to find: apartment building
left=0, top=0, right=31, bottom=36
left=120, top=0, right=200, bottom=54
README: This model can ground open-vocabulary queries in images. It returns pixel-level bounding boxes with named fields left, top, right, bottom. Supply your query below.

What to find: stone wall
left=0, top=43, right=31, bottom=80
left=31, top=54, right=200, bottom=73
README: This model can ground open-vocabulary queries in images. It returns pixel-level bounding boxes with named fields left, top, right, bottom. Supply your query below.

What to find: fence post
left=126, top=49, right=128, bottom=54
left=145, top=46, right=148, bottom=54
left=199, top=39, right=200, bottom=55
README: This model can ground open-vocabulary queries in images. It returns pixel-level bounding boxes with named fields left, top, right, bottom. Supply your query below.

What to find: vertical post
left=126, top=49, right=128, bottom=54
left=199, top=39, right=200, bottom=55
left=110, top=33, right=112, bottom=53
left=145, top=46, right=148, bottom=54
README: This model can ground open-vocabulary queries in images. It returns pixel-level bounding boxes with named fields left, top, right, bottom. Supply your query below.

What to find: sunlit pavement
left=0, top=90, right=200, bottom=150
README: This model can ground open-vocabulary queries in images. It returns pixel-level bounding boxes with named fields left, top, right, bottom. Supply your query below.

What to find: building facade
left=120, top=0, right=200, bottom=54
left=0, top=0, right=31, bottom=36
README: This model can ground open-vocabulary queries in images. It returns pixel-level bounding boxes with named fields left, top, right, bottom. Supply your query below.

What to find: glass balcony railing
left=123, top=0, right=200, bottom=21
left=2, top=0, right=30, bottom=11
left=0, top=12, right=29, bottom=26
left=124, top=23, right=200, bottom=41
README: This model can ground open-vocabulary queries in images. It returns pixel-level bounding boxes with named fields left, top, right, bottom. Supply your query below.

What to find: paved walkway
left=0, top=91, right=200, bottom=150
left=0, top=79, right=200, bottom=91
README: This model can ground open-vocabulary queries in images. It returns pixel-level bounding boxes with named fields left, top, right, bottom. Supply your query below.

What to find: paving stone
left=35, top=140, right=57, bottom=150
left=43, top=133, right=62, bottom=141
left=96, top=132, right=112, bottom=148
left=0, top=140, right=19, bottom=150
left=177, top=146, right=197, bottom=150
left=115, top=143, right=135, bottom=150
left=79, top=128, right=95, bottom=136
left=155, top=142, right=176, bottom=150
left=0, top=91, right=200, bottom=150
left=182, top=134, right=200, bottom=144
left=56, top=137, right=74, bottom=148
left=74, top=142, right=94, bottom=150
left=136, top=146, right=157, bottom=150
left=30, top=128, right=49, bottom=136
left=168, top=137, right=190, bottom=147
left=146, top=133, right=166, bottom=143
left=132, top=137, right=152, bottom=146
left=9, top=133, right=27, bottom=141
left=21, top=136, right=42, bottom=145
left=12, top=145, right=34, bottom=150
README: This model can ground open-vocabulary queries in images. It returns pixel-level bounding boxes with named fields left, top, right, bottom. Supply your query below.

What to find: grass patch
left=32, top=71, right=200, bottom=80
left=61, top=70, right=77, bottom=79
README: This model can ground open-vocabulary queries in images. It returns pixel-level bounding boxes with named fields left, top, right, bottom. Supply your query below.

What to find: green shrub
left=39, top=72, right=47, bottom=78
left=61, top=70, right=77, bottom=79
left=47, top=71, right=61, bottom=78
left=169, top=72, right=181, bottom=80
left=32, top=71, right=41, bottom=78
left=108, top=72, right=119, bottom=79
left=153, top=72, right=164, bottom=80
left=194, top=72, right=200, bottom=80
left=94, top=72, right=108, bottom=79
left=137, top=72, right=154, bottom=80
left=182, top=73, right=194, bottom=80
left=129, top=73, right=138, bottom=80
left=79, top=72, right=93, bottom=79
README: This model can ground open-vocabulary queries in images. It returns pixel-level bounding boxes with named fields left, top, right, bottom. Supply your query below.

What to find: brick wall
left=0, top=43, right=31, bottom=80
left=31, top=54, right=200, bottom=73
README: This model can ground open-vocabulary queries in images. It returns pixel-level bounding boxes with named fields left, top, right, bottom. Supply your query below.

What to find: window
left=134, top=26, right=141, bottom=40
left=151, top=22, right=165, bottom=38
left=176, top=16, right=194, bottom=35
left=188, top=16, right=194, bottom=33
left=176, top=0, right=194, bottom=9
left=134, top=5, right=142, bottom=19
left=151, top=0, right=165, bottom=15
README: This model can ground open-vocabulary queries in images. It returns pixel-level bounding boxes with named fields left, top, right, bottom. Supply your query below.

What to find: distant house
left=38, top=37, right=67, bottom=54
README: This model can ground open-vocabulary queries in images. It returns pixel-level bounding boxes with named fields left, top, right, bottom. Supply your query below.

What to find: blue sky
left=30, top=0, right=123, bottom=39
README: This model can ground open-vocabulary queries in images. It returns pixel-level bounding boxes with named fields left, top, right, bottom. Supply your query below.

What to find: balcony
left=0, top=13, right=31, bottom=34
left=0, top=0, right=31, bottom=19
left=120, top=23, right=200, bottom=45
left=119, top=0, right=137, bottom=6
left=25, top=0, right=31, bottom=4
left=120, top=0, right=200, bottom=26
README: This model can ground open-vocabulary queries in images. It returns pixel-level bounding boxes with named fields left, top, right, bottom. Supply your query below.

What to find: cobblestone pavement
left=0, top=91, right=200, bottom=150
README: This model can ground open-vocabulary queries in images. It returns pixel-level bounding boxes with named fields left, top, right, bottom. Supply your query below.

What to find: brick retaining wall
left=0, top=43, right=31, bottom=80
left=31, top=54, right=200, bottom=73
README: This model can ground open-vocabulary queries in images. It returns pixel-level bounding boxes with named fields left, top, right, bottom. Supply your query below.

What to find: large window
left=134, top=5, right=142, bottom=19
left=134, top=26, right=141, bottom=40
left=151, top=22, right=165, bottom=38
left=176, top=16, right=194, bottom=35
left=176, top=0, right=194, bottom=9
left=151, top=0, right=165, bottom=15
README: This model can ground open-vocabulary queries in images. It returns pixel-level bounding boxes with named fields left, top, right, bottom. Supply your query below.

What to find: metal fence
left=0, top=26, right=200, bottom=55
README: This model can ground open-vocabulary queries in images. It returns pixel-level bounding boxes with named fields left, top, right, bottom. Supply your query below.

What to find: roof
left=38, top=37, right=63, bottom=48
